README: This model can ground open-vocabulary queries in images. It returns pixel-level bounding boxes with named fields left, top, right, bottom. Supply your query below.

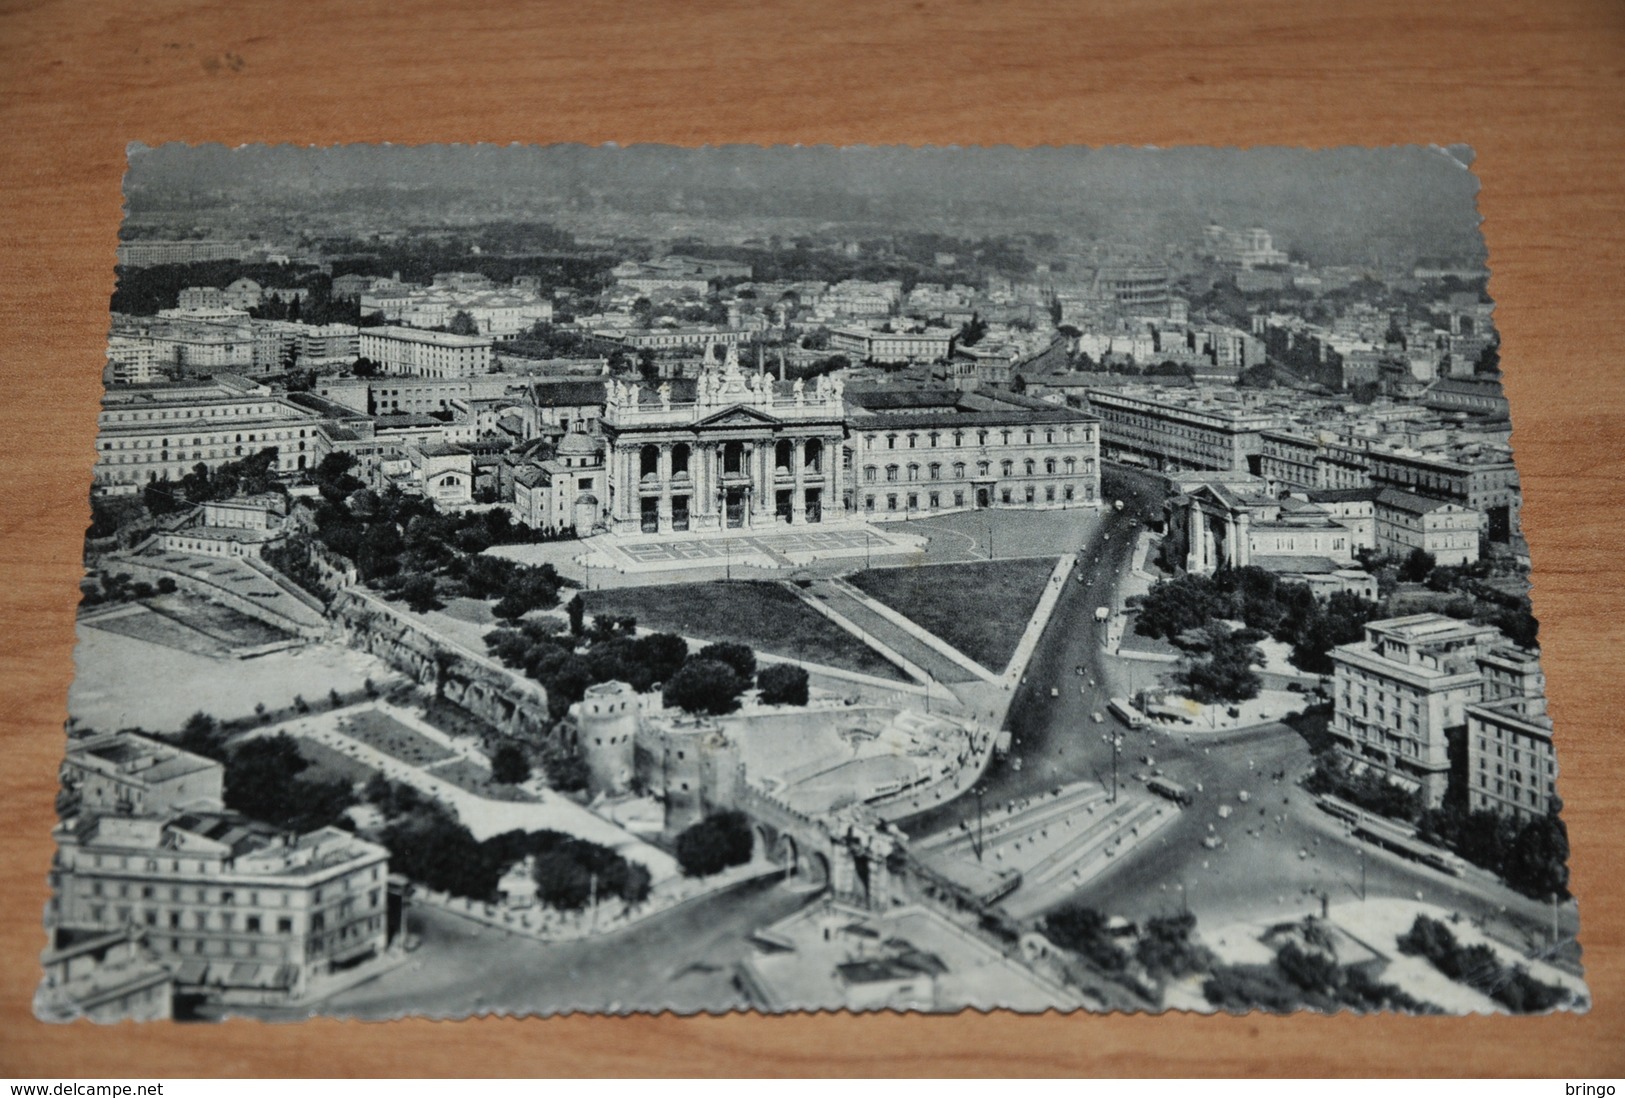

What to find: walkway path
left=799, top=579, right=980, bottom=685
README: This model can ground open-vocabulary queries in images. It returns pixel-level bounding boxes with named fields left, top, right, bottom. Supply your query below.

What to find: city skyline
left=122, top=143, right=1488, bottom=269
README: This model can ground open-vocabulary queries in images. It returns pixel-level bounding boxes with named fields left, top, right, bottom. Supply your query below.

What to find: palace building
left=599, top=345, right=848, bottom=535
left=844, top=388, right=1100, bottom=517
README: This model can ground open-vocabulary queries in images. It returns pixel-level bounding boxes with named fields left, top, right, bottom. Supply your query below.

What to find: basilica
left=599, top=345, right=849, bottom=535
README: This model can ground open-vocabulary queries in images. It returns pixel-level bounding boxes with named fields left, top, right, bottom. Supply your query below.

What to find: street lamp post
left=1101, top=731, right=1122, bottom=803
left=972, top=784, right=988, bottom=863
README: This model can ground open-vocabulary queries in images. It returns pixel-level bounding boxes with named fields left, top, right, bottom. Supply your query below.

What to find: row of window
left=861, top=426, right=1088, bottom=450
left=863, top=457, right=1092, bottom=483
left=101, top=403, right=293, bottom=423
left=100, top=430, right=306, bottom=450
left=863, top=483, right=1092, bottom=512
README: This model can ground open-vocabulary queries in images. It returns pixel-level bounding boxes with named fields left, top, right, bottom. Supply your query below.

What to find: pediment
left=694, top=404, right=781, bottom=428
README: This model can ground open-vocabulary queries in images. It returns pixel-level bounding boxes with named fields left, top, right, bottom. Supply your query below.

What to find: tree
left=757, top=663, right=810, bottom=707
left=1179, top=625, right=1262, bottom=705
left=634, top=632, right=689, bottom=684
left=491, top=743, right=532, bottom=786
left=1135, top=912, right=1211, bottom=980
left=1136, top=574, right=1225, bottom=641
left=1505, top=809, right=1570, bottom=900
left=539, top=737, right=588, bottom=793
left=698, top=642, right=756, bottom=684
left=957, top=313, right=988, bottom=347
left=447, top=309, right=479, bottom=336
left=662, top=658, right=747, bottom=716
left=401, top=574, right=443, bottom=614
left=1042, top=905, right=1127, bottom=972
left=533, top=848, right=594, bottom=910
left=674, top=811, right=755, bottom=877
left=1290, top=591, right=1380, bottom=674
left=566, top=593, right=586, bottom=636
left=224, top=733, right=356, bottom=832
left=1399, top=547, right=1438, bottom=584
left=175, top=711, right=227, bottom=760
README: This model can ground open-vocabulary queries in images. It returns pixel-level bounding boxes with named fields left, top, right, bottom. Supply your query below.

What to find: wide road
left=900, top=465, right=1581, bottom=962
left=900, top=465, right=1160, bottom=834
left=236, top=874, right=818, bottom=1019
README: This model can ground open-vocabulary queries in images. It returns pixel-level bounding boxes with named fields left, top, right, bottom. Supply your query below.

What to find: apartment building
left=1084, top=387, right=1288, bottom=474
left=358, top=326, right=495, bottom=379
left=49, top=811, right=389, bottom=1006
left=1329, top=614, right=1508, bottom=807
left=93, top=383, right=329, bottom=493
left=829, top=326, right=957, bottom=365
left=60, top=734, right=224, bottom=818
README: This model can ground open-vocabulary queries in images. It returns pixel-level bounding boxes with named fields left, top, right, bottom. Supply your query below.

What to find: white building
left=48, top=812, right=390, bottom=1006
left=1329, top=614, right=1505, bottom=807
left=359, top=327, right=495, bottom=379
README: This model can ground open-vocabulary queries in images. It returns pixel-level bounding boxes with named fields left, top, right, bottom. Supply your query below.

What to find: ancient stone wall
left=329, top=589, right=552, bottom=740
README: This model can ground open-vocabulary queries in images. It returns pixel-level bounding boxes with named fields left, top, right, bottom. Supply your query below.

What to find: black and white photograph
left=41, top=142, right=1585, bottom=1022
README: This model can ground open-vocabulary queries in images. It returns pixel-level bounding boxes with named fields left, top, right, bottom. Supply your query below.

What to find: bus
left=1316, top=795, right=1466, bottom=876
left=1146, top=776, right=1192, bottom=806
left=1109, top=697, right=1150, bottom=729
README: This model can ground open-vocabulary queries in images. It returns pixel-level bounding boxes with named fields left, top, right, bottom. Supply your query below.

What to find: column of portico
left=828, top=434, right=843, bottom=520
left=761, top=440, right=776, bottom=522
left=700, top=441, right=716, bottom=528
left=606, top=444, right=623, bottom=527
left=624, top=444, right=640, bottom=528
left=791, top=438, right=807, bottom=524
left=657, top=443, right=674, bottom=532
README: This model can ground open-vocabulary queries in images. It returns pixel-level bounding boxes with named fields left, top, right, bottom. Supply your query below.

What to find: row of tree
left=366, top=775, right=650, bottom=909
left=1043, top=903, right=1437, bottom=1014
left=485, top=616, right=811, bottom=721
left=1304, top=744, right=1570, bottom=900
left=1134, top=566, right=1383, bottom=676
left=298, top=453, right=570, bottom=615
left=142, top=448, right=283, bottom=517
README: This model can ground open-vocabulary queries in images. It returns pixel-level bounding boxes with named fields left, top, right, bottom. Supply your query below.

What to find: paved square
left=590, top=524, right=921, bottom=573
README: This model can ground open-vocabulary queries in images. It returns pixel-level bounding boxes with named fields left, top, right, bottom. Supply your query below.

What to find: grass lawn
left=582, top=580, right=907, bottom=681
left=847, top=555, right=1060, bottom=672
left=294, top=737, right=382, bottom=788
left=338, top=708, right=457, bottom=767
left=430, top=757, right=537, bottom=802
left=147, top=593, right=290, bottom=648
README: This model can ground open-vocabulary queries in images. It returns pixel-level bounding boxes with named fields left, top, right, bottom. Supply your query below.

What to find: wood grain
left=1, top=0, right=1622, bottom=1077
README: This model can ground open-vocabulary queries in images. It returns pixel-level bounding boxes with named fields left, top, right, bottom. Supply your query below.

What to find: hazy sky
left=125, top=143, right=1487, bottom=263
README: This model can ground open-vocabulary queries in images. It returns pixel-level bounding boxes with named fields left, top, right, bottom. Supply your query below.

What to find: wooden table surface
left=2, top=0, right=1622, bottom=1078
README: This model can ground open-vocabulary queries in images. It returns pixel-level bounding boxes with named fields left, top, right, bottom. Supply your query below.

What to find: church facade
left=599, top=346, right=849, bottom=535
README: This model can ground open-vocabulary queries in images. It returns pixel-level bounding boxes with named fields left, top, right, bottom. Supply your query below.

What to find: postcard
left=40, top=143, right=1584, bottom=1020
